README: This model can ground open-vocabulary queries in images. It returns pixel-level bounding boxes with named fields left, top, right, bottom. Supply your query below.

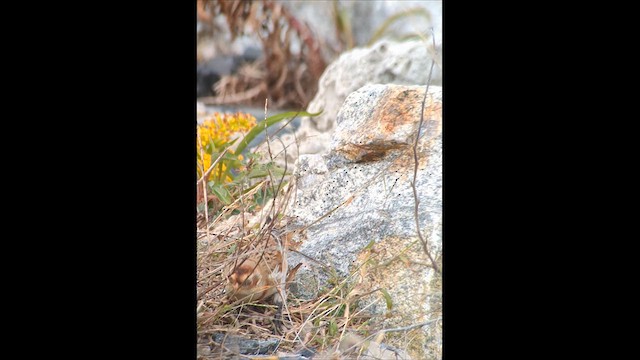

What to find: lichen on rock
left=285, top=83, right=442, bottom=359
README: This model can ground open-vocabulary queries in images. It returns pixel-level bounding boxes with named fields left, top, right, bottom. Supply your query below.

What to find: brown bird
left=225, top=236, right=302, bottom=333
left=225, top=237, right=301, bottom=305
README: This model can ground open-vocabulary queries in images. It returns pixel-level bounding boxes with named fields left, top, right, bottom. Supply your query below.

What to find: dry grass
left=198, top=0, right=326, bottom=109
left=196, top=186, right=438, bottom=359
left=195, top=159, right=407, bottom=358
left=196, top=177, right=372, bottom=358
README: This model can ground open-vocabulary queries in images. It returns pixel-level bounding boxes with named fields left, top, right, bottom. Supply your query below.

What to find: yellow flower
left=197, top=112, right=256, bottom=182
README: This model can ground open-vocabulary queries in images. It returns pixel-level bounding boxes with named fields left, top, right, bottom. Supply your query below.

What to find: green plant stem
left=234, top=110, right=322, bottom=155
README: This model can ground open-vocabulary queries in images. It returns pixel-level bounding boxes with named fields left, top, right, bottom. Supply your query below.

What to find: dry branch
left=411, top=30, right=441, bottom=275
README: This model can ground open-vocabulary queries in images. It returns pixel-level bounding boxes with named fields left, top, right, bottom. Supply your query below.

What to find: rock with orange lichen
left=254, top=40, right=442, bottom=168
left=284, top=84, right=442, bottom=359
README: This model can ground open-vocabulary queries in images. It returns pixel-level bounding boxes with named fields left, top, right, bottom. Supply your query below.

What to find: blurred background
left=197, top=0, right=442, bottom=122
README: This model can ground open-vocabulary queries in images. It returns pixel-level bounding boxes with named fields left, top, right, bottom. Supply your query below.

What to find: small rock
left=197, top=344, right=211, bottom=356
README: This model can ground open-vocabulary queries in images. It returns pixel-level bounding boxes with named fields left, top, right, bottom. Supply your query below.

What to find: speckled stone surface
left=285, top=84, right=442, bottom=359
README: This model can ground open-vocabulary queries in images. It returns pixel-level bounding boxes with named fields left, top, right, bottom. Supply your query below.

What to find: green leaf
left=220, top=167, right=235, bottom=183
left=267, top=164, right=287, bottom=178
left=227, top=243, right=237, bottom=255
left=204, top=141, right=215, bottom=154
left=245, top=162, right=285, bottom=179
left=234, top=110, right=322, bottom=155
left=230, top=171, right=246, bottom=185
left=252, top=185, right=275, bottom=206
left=328, top=320, right=338, bottom=337
left=220, top=305, right=233, bottom=314
left=379, top=288, right=393, bottom=310
left=222, top=153, right=242, bottom=165
left=229, top=161, right=241, bottom=171
left=248, top=167, right=270, bottom=179
left=211, top=184, right=232, bottom=205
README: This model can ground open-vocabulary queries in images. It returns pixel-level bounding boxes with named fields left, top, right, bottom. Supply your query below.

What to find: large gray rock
left=308, top=39, right=442, bottom=133
left=256, top=39, right=442, bottom=167
left=285, top=83, right=442, bottom=359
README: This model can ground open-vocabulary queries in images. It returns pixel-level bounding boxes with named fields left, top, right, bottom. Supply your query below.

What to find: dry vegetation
left=196, top=192, right=430, bottom=359
left=197, top=0, right=326, bottom=109
left=197, top=183, right=371, bottom=359
left=196, top=2, right=442, bottom=358
left=195, top=108, right=435, bottom=358
left=196, top=88, right=441, bottom=359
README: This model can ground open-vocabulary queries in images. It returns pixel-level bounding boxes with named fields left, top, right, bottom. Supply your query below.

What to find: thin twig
left=261, top=104, right=299, bottom=341
left=263, top=99, right=279, bottom=222
left=198, top=128, right=211, bottom=237
left=378, top=318, right=441, bottom=334
left=411, top=29, right=440, bottom=274
left=197, top=280, right=224, bottom=301
left=207, top=180, right=267, bottom=231
left=289, top=248, right=331, bottom=270
left=197, top=146, right=231, bottom=184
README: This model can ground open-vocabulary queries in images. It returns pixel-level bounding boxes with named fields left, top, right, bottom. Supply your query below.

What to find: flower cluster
left=197, top=112, right=257, bottom=182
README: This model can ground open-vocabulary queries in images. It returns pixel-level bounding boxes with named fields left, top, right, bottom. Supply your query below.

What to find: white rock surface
left=285, top=83, right=442, bottom=359
left=257, top=39, right=442, bottom=167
